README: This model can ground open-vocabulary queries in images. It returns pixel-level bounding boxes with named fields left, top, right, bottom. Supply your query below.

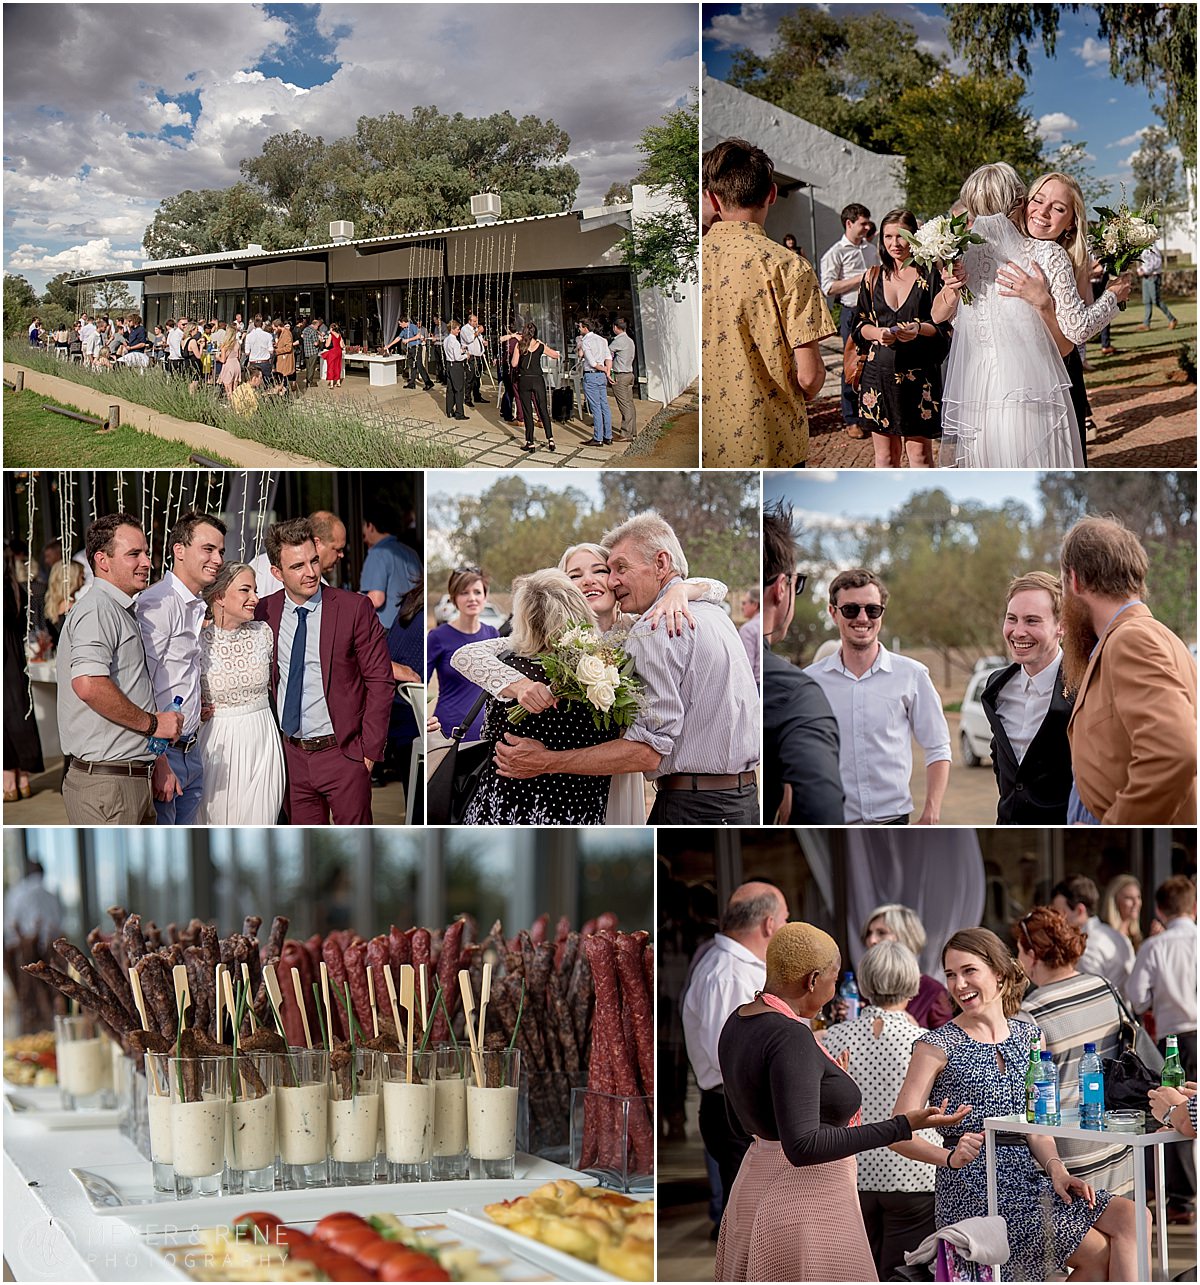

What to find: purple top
left=908, top=973, right=954, bottom=1029
left=427, top=621, right=500, bottom=739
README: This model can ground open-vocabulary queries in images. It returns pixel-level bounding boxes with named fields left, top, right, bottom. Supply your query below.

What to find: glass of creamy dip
left=168, top=1055, right=229, bottom=1199
left=54, top=1014, right=115, bottom=1112
left=225, top=1051, right=277, bottom=1194
left=328, top=1047, right=381, bottom=1186
left=381, top=1048, right=436, bottom=1182
left=432, top=1045, right=469, bottom=1180
left=467, top=1048, right=520, bottom=1180
left=275, top=1047, right=330, bottom=1189
left=144, top=1051, right=175, bottom=1193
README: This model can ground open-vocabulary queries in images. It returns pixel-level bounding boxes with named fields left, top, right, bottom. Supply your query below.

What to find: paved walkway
left=805, top=337, right=1196, bottom=469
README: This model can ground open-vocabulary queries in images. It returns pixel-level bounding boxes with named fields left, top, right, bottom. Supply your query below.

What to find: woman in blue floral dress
left=892, top=928, right=1144, bottom=1281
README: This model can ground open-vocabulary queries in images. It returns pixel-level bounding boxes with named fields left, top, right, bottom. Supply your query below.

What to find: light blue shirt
left=276, top=588, right=334, bottom=738
left=361, top=536, right=420, bottom=631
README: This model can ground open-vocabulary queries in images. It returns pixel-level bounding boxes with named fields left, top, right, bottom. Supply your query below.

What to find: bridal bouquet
left=507, top=621, right=643, bottom=731
left=899, top=212, right=987, bottom=304
left=1090, top=201, right=1160, bottom=310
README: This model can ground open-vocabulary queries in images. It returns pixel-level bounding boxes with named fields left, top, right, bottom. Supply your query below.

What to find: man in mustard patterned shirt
left=701, top=139, right=835, bottom=468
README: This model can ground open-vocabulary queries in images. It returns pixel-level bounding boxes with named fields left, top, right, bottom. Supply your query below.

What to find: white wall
left=702, top=72, right=907, bottom=263
left=631, top=184, right=699, bottom=405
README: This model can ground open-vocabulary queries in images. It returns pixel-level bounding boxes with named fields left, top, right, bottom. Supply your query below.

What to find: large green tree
left=3, top=273, right=38, bottom=336
left=1131, top=125, right=1184, bottom=220
left=945, top=3, right=1197, bottom=174
left=621, top=94, right=699, bottom=288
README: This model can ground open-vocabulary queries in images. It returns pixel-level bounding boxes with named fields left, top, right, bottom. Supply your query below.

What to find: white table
left=983, top=1111, right=1184, bottom=1282
left=25, top=659, right=61, bottom=760
left=343, top=353, right=403, bottom=386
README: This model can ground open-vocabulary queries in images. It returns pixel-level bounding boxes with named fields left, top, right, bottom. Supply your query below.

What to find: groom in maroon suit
left=255, top=517, right=394, bottom=824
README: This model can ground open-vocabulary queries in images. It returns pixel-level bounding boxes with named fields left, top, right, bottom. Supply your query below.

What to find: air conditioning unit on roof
left=471, top=193, right=502, bottom=224
left=329, top=220, right=355, bottom=243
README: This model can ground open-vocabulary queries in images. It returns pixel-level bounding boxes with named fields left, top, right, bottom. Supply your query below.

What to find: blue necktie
left=281, top=607, right=308, bottom=736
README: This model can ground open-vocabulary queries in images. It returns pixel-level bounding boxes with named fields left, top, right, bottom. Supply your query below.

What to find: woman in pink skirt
left=715, top=922, right=968, bottom=1282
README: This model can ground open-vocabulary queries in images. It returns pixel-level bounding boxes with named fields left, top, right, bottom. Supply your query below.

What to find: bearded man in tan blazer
left=1060, top=516, right=1197, bottom=824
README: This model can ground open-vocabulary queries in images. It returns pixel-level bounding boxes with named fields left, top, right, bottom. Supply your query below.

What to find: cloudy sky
left=704, top=3, right=1178, bottom=209
left=3, top=3, right=698, bottom=291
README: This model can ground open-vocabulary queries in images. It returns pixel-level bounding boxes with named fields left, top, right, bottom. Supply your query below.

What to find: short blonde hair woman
left=714, top=922, right=967, bottom=1282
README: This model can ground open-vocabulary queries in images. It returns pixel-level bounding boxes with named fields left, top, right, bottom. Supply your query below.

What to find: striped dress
left=1017, top=971, right=1132, bottom=1195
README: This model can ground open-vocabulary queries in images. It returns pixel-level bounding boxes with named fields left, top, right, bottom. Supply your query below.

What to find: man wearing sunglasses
left=806, top=568, right=950, bottom=824
left=762, top=502, right=843, bottom=824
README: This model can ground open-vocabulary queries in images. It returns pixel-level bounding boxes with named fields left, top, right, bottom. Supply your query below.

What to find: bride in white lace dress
left=932, top=162, right=1124, bottom=468
left=196, top=562, right=286, bottom=824
left=450, top=543, right=727, bottom=825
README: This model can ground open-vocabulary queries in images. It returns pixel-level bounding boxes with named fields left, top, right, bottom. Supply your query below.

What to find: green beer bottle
left=1161, top=1035, right=1185, bottom=1089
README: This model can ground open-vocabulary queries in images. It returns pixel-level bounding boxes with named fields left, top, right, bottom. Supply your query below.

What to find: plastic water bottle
left=1079, top=1043, right=1105, bottom=1130
left=145, top=696, right=183, bottom=755
left=838, top=972, right=861, bottom=1023
left=1162, top=1035, right=1185, bottom=1088
left=1025, top=1046, right=1042, bottom=1123
left=1034, top=1051, right=1060, bottom=1125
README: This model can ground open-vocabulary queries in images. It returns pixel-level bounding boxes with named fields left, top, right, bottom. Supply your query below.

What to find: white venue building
left=68, top=186, right=698, bottom=408
left=702, top=71, right=906, bottom=262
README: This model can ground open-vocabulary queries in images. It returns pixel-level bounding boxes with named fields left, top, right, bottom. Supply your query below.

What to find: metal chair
left=398, top=683, right=426, bottom=825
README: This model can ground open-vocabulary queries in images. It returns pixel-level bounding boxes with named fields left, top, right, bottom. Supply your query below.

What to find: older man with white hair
left=495, top=511, right=760, bottom=823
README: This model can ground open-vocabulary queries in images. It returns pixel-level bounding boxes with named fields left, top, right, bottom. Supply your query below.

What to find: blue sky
left=765, top=469, right=1047, bottom=522
left=3, top=4, right=696, bottom=292
left=703, top=3, right=1177, bottom=210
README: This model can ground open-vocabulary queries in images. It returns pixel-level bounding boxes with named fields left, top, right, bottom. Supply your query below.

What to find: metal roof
left=66, top=203, right=633, bottom=285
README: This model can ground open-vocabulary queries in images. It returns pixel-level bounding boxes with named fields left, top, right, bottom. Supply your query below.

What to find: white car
left=959, top=665, right=1005, bottom=768
left=432, top=595, right=505, bottom=628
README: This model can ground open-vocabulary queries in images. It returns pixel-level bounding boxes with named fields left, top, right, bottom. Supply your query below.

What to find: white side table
left=983, top=1111, right=1184, bottom=1282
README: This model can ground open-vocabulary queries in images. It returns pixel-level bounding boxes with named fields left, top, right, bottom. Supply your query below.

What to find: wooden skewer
left=221, top=970, right=239, bottom=1051
left=129, top=967, right=151, bottom=1033
left=418, top=963, right=429, bottom=1036
left=400, top=964, right=416, bottom=1084
left=172, top=964, right=191, bottom=1027
left=458, top=969, right=484, bottom=1088
left=320, top=961, right=333, bottom=1045
left=366, top=966, right=380, bottom=1039
left=382, top=966, right=404, bottom=1077
left=478, top=961, right=493, bottom=1051
left=214, top=964, right=225, bottom=1044
left=290, top=967, right=313, bottom=1049
left=263, top=964, right=285, bottom=1029
left=240, top=963, right=258, bottom=1032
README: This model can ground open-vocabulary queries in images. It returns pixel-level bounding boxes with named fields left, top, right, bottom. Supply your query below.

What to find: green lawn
left=1081, top=299, right=1194, bottom=390
left=3, top=388, right=232, bottom=466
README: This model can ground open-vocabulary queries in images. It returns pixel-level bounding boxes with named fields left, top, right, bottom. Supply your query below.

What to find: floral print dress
left=853, top=266, right=951, bottom=438
left=917, top=1019, right=1112, bottom=1282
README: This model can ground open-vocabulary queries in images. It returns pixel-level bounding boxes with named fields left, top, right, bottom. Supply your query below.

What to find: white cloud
left=1110, top=127, right=1152, bottom=149
left=703, top=3, right=781, bottom=57
left=8, top=238, right=140, bottom=275
left=1075, top=36, right=1109, bottom=67
left=1036, top=112, right=1079, bottom=144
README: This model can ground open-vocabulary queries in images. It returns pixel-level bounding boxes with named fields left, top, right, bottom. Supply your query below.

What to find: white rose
left=604, top=664, right=620, bottom=686
left=587, top=681, right=616, bottom=711
left=576, top=654, right=606, bottom=685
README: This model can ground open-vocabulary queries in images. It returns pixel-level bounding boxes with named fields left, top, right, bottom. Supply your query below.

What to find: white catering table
left=983, top=1111, right=1185, bottom=1283
left=25, top=659, right=61, bottom=760
left=342, top=353, right=403, bottom=386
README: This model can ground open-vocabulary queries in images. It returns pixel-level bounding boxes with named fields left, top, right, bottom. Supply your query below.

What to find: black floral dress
left=462, top=654, right=617, bottom=825
left=852, top=266, right=951, bottom=438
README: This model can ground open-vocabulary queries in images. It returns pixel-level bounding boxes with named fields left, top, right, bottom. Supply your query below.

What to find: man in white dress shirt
left=459, top=313, right=487, bottom=405
left=1050, top=874, right=1135, bottom=988
left=806, top=568, right=950, bottom=824
left=1126, top=874, right=1196, bottom=1221
left=981, top=572, right=1073, bottom=824
left=442, top=320, right=468, bottom=420
left=819, top=202, right=878, bottom=439
left=135, top=511, right=227, bottom=823
left=681, top=882, right=789, bottom=1228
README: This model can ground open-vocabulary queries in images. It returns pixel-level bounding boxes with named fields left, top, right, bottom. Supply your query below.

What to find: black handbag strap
left=449, top=689, right=488, bottom=744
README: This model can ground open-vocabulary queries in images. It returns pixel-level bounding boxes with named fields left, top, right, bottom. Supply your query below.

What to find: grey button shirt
left=276, top=589, right=335, bottom=738
left=56, top=578, right=155, bottom=762
left=609, top=332, right=636, bottom=373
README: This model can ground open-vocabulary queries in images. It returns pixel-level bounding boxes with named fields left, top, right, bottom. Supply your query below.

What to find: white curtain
left=510, top=277, right=564, bottom=384
left=381, top=286, right=404, bottom=348
left=844, top=830, right=987, bottom=976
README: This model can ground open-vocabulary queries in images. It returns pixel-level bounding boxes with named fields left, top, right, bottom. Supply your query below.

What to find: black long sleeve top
left=718, top=1008, right=913, bottom=1167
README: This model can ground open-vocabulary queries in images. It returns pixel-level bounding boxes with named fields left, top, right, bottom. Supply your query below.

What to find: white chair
left=398, top=683, right=426, bottom=825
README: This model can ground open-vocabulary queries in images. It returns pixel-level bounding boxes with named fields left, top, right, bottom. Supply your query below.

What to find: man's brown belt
left=656, top=771, right=757, bottom=792
left=68, top=758, right=154, bottom=779
left=286, top=734, right=338, bottom=752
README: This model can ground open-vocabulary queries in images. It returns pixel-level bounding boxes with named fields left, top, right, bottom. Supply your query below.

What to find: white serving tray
left=444, top=1207, right=626, bottom=1283
left=4, top=1087, right=122, bottom=1129
left=70, top=1152, right=597, bottom=1231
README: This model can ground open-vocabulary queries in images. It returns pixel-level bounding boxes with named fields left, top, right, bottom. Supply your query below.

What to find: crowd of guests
left=4, top=502, right=422, bottom=827
left=680, top=873, right=1196, bottom=1281
left=700, top=138, right=1174, bottom=468
left=764, top=502, right=1198, bottom=827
